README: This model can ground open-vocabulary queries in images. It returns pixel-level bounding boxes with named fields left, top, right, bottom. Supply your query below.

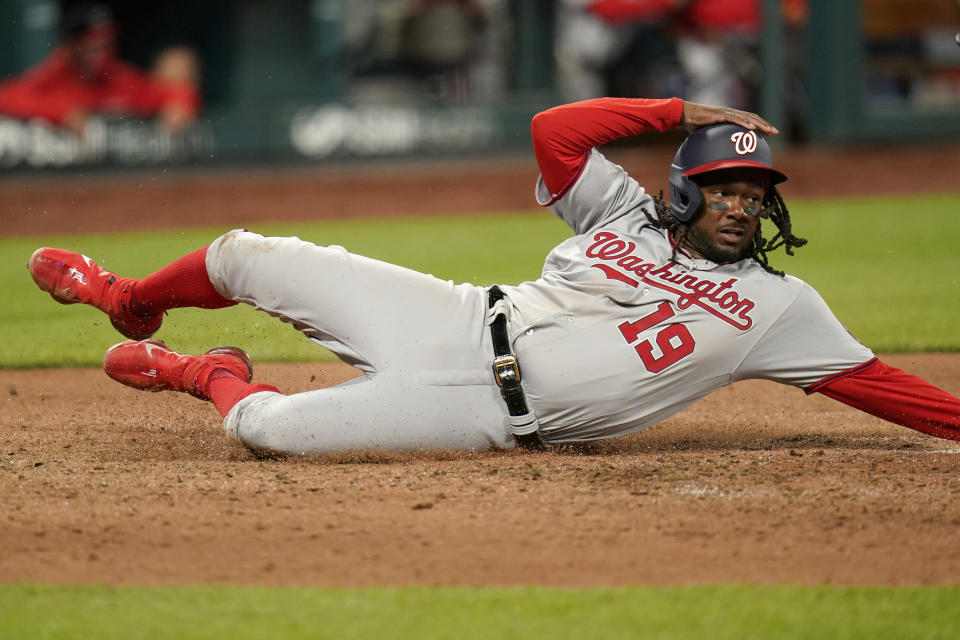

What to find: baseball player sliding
left=27, top=98, right=960, bottom=453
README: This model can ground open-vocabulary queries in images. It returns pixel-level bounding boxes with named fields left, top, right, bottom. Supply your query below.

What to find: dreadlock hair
left=646, top=186, right=807, bottom=277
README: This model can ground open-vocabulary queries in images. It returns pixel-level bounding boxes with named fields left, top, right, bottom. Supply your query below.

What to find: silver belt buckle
left=492, top=355, right=521, bottom=387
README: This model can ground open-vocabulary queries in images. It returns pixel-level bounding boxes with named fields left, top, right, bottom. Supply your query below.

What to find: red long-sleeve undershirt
left=532, top=97, right=684, bottom=203
left=531, top=97, right=960, bottom=442
left=809, top=360, right=960, bottom=441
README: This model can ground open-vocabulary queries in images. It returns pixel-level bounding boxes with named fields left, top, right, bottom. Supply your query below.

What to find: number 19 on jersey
left=618, top=301, right=695, bottom=373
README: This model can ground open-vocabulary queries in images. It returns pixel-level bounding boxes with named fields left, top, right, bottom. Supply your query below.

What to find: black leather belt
left=488, top=286, right=544, bottom=450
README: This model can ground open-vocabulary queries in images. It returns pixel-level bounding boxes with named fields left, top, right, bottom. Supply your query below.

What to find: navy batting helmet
left=668, top=123, right=787, bottom=223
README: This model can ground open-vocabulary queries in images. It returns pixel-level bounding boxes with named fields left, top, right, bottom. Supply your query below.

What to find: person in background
left=556, top=0, right=807, bottom=110
left=0, top=3, right=201, bottom=136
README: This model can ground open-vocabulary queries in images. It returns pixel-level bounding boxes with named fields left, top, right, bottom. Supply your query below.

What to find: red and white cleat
left=103, top=340, right=253, bottom=400
left=28, top=247, right=163, bottom=341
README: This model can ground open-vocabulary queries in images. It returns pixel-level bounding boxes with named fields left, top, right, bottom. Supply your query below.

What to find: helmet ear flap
left=669, top=173, right=703, bottom=223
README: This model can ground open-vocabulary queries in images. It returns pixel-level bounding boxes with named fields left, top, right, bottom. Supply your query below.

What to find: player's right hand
left=681, top=101, right=779, bottom=136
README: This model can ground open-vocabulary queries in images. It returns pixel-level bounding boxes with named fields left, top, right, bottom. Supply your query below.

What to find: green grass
left=2, top=584, right=959, bottom=640
left=784, top=193, right=960, bottom=351
left=2, top=193, right=959, bottom=367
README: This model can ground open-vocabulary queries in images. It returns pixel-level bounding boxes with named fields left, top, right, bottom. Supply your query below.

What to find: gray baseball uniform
left=207, top=145, right=872, bottom=455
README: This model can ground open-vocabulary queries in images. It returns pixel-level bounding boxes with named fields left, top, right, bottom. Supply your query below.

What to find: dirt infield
left=3, top=357, right=960, bottom=587
left=3, top=145, right=960, bottom=587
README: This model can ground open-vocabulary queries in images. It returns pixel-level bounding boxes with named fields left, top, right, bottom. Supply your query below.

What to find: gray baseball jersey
left=211, top=147, right=872, bottom=454
left=501, top=148, right=874, bottom=442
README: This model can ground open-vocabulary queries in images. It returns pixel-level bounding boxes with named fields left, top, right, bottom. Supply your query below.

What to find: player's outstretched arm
left=531, top=97, right=684, bottom=198
left=812, top=359, right=960, bottom=441
left=681, top=101, right=779, bottom=136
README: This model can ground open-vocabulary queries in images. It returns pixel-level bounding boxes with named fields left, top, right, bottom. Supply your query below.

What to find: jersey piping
left=538, top=151, right=591, bottom=207
left=804, top=357, right=881, bottom=394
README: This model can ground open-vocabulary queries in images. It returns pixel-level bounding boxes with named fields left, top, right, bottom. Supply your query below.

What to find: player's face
left=70, top=26, right=116, bottom=78
left=682, top=171, right=767, bottom=264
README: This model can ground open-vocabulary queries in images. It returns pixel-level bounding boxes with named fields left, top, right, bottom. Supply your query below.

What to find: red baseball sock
left=207, top=371, right=282, bottom=418
left=128, top=247, right=236, bottom=316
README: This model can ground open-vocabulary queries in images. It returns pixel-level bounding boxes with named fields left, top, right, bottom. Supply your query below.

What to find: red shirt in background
left=0, top=46, right=200, bottom=129
left=587, top=0, right=770, bottom=31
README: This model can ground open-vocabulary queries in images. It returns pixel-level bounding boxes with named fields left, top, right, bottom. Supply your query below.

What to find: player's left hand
left=681, top=101, right=779, bottom=136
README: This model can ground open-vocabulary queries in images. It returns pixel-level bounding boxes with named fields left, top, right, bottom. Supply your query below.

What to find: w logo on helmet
left=730, top=131, right=758, bottom=155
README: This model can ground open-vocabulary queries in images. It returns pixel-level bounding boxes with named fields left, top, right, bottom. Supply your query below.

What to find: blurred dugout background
left=0, top=0, right=958, bottom=170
